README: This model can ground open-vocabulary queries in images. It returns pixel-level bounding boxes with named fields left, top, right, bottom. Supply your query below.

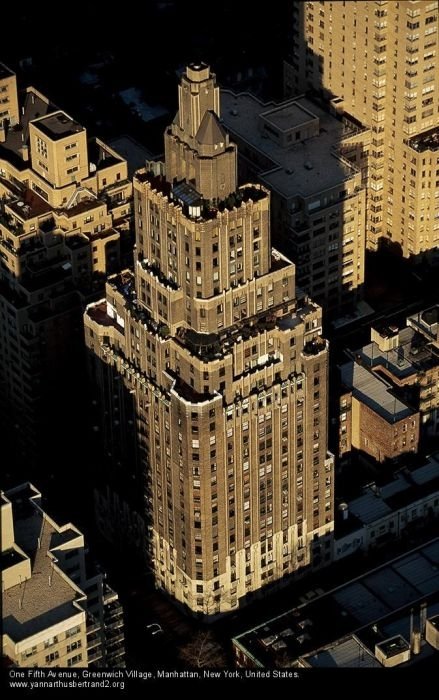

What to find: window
left=67, top=654, right=82, bottom=667
left=22, top=647, right=37, bottom=660
left=36, top=137, right=47, bottom=157
left=45, top=652, right=60, bottom=664
left=44, top=636, right=58, bottom=648
left=67, top=640, right=81, bottom=653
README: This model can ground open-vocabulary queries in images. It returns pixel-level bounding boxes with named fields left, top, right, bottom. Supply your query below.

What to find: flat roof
left=221, top=91, right=358, bottom=198
left=303, top=635, right=381, bottom=668
left=2, top=491, right=84, bottom=642
left=2, top=88, right=54, bottom=164
left=108, top=135, right=155, bottom=178
left=234, top=539, right=439, bottom=668
left=376, top=634, right=410, bottom=657
left=33, top=111, right=84, bottom=141
left=346, top=454, right=439, bottom=525
left=262, top=102, right=316, bottom=132
left=340, top=361, right=413, bottom=423
left=357, top=326, right=439, bottom=379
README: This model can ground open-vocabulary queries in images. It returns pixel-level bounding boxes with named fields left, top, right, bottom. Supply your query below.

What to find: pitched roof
left=195, top=110, right=226, bottom=145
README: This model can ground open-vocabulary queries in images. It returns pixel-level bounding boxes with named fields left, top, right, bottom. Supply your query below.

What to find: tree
left=178, top=631, right=226, bottom=668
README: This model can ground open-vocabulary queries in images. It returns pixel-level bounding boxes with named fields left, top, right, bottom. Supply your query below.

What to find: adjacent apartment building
left=334, top=451, right=439, bottom=561
left=1, top=483, right=124, bottom=668
left=0, top=62, right=132, bottom=473
left=285, top=1, right=439, bottom=257
left=84, top=64, right=334, bottom=616
left=338, top=359, right=420, bottom=466
left=221, top=90, right=366, bottom=315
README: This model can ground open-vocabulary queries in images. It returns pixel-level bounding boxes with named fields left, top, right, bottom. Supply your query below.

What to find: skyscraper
left=85, top=64, right=334, bottom=616
left=285, top=0, right=439, bottom=257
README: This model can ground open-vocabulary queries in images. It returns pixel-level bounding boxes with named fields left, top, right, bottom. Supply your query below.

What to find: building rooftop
left=262, top=102, right=316, bottom=132
left=33, top=111, right=84, bottom=141
left=233, top=538, right=439, bottom=668
left=88, top=138, right=124, bottom=171
left=301, top=635, right=381, bottom=668
left=2, top=488, right=85, bottom=642
left=6, top=188, right=52, bottom=221
left=376, top=635, right=410, bottom=658
left=357, top=326, right=439, bottom=379
left=1, top=88, right=54, bottom=163
left=407, top=306, right=439, bottom=346
left=108, top=135, right=156, bottom=178
left=221, top=91, right=359, bottom=199
left=340, top=361, right=414, bottom=423
left=345, top=453, right=439, bottom=525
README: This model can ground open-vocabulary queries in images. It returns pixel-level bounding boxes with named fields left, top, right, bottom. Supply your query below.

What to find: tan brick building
left=85, top=64, right=334, bottom=616
left=1, top=483, right=124, bottom=668
left=285, top=1, right=439, bottom=257
left=0, top=62, right=132, bottom=470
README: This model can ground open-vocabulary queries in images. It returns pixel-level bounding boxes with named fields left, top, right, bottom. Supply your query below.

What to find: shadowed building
left=84, top=64, right=334, bottom=616
left=0, top=62, right=132, bottom=476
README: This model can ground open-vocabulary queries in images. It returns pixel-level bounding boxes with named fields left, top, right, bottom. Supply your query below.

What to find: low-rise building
left=233, top=538, right=439, bottom=669
left=353, top=306, right=439, bottom=440
left=1, top=483, right=124, bottom=668
left=339, top=360, right=420, bottom=464
left=334, top=452, right=439, bottom=562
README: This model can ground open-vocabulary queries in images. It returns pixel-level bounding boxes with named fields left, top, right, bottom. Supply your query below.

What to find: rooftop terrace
left=358, top=326, right=439, bottom=379
left=135, top=169, right=268, bottom=221
left=407, top=126, right=439, bottom=153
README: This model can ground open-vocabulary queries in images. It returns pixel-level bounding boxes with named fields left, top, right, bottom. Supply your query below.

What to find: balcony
left=87, top=633, right=102, bottom=650
left=139, top=258, right=180, bottom=291
left=88, top=648, right=104, bottom=664
left=86, top=301, right=125, bottom=335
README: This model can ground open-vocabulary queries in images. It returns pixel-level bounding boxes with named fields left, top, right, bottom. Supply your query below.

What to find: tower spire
left=165, top=63, right=237, bottom=200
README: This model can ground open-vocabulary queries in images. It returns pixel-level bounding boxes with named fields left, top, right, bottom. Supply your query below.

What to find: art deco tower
left=285, top=1, right=439, bottom=257
left=85, top=64, right=334, bottom=615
